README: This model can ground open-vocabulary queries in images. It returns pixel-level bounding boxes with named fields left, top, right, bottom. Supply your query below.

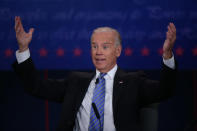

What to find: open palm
left=163, top=23, right=176, bottom=59
left=15, top=16, right=34, bottom=52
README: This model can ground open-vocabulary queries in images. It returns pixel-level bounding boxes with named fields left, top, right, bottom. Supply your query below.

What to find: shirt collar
left=95, top=64, right=118, bottom=80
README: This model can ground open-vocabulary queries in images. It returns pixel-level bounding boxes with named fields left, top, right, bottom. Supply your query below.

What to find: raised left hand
left=163, top=23, right=176, bottom=59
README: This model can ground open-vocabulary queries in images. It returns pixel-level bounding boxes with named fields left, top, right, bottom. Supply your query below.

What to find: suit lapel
left=74, top=68, right=126, bottom=122
left=112, top=68, right=125, bottom=117
left=75, top=71, right=95, bottom=112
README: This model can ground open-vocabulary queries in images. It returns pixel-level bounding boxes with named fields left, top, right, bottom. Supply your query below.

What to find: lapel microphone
left=95, top=78, right=99, bottom=84
left=92, top=103, right=102, bottom=131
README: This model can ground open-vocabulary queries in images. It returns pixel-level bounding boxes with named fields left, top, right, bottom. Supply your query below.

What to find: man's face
left=91, top=31, right=122, bottom=73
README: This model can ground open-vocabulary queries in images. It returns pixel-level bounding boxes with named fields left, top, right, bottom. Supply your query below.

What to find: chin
left=95, top=65, right=106, bottom=72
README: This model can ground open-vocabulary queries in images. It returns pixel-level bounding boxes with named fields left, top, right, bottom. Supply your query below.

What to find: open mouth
left=95, top=58, right=106, bottom=62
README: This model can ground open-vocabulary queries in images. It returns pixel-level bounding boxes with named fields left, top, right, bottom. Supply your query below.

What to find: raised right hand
left=15, top=16, right=34, bottom=52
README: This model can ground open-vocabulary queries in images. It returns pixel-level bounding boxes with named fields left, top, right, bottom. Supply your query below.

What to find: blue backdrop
left=0, top=1, right=196, bottom=131
left=0, top=0, right=197, bottom=70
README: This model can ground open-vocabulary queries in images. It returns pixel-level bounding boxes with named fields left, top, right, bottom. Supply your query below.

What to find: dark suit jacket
left=12, top=58, right=177, bottom=131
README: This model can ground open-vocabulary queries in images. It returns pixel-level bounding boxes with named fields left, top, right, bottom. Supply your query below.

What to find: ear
left=115, top=45, right=122, bottom=57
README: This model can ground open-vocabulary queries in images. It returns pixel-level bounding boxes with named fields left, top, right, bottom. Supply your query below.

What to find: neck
left=97, top=64, right=117, bottom=73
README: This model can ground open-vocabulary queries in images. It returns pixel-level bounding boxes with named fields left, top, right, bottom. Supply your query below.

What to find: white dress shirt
left=74, top=65, right=117, bottom=131
left=15, top=49, right=175, bottom=131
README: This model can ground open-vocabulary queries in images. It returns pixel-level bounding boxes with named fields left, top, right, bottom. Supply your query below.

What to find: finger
left=168, top=23, right=175, bottom=32
left=168, top=26, right=173, bottom=34
left=15, top=22, right=22, bottom=34
left=15, top=17, right=25, bottom=38
left=166, top=32, right=172, bottom=40
left=169, top=24, right=176, bottom=39
left=170, top=23, right=175, bottom=29
left=168, top=23, right=176, bottom=44
left=167, top=29, right=174, bottom=40
left=166, top=32, right=170, bottom=39
left=15, top=16, right=24, bottom=33
left=15, top=16, right=22, bottom=33
left=15, top=25, right=21, bottom=34
left=16, top=28, right=21, bottom=34
left=169, top=23, right=176, bottom=33
left=28, top=28, right=34, bottom=35
left=168, top=26, right=176, bottom=38
left=15, top=16, right=20, bottom=31
left=18, top=17, right=25, bottom=32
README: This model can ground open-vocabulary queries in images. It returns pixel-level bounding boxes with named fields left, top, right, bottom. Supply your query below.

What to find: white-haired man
left=13, top=16, right=177, bottom=131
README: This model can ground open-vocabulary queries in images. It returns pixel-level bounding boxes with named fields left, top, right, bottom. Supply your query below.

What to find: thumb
left=28, top=28, right=34, bottom=35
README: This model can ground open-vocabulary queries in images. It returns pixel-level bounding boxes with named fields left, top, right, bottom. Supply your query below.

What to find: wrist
left=19, top=46, right=28, bottom=53
left=163, top=50, right=173, bottom=60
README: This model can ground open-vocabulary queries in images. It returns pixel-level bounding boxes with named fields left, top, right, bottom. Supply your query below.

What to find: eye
left=92, top=45, right=97, bottom=49
left=103, top=45, right=109, bottom=49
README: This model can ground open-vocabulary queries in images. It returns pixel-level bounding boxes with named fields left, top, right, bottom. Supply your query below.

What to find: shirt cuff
left=16, top=49, right=30, bottom=64
left=163, top=55, right=175, bottom=69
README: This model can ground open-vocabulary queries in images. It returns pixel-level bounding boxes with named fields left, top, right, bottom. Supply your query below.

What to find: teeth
left=96, top=59, right=105, bottom=61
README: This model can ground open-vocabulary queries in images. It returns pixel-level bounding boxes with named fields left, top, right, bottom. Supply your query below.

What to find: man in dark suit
left=13, top=16, right=177, bottom=131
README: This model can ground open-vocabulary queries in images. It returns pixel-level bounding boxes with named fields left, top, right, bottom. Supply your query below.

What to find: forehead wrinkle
left=103, top=42, right=113, bottom=45
left=91, top=42, right=113, bottom=45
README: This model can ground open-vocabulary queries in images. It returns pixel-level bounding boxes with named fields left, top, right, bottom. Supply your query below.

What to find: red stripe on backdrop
left=44, top=70, right=50, bottom=131
left=194, top=71, right=197, bottom=131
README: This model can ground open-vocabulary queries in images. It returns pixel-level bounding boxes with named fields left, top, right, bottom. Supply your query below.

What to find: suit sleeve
left=12, top=57, right=70, bottom=103
left=139, top=62, right=177, bottom=106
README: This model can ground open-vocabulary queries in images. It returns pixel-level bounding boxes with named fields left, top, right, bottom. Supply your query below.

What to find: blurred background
left=0, top=0, right=196, bottom=130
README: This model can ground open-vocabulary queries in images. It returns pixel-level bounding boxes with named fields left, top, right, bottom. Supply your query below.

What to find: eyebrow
left=91, top=42, right=112, bottom=45
left=103, top=42, right=112, bottom=45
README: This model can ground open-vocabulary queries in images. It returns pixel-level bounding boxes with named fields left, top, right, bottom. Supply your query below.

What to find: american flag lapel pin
left=119, top=80, right=123, bottom=84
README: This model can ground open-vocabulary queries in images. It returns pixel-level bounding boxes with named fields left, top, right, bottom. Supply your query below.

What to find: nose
left=96, top=46, right=103, bottom=55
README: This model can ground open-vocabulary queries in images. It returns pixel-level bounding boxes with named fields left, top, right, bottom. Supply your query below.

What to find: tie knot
left=99, top=73, right=107, bottom=79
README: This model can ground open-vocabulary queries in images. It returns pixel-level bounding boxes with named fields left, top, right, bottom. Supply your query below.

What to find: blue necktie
left=89, top=73, right=107, bottom=131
